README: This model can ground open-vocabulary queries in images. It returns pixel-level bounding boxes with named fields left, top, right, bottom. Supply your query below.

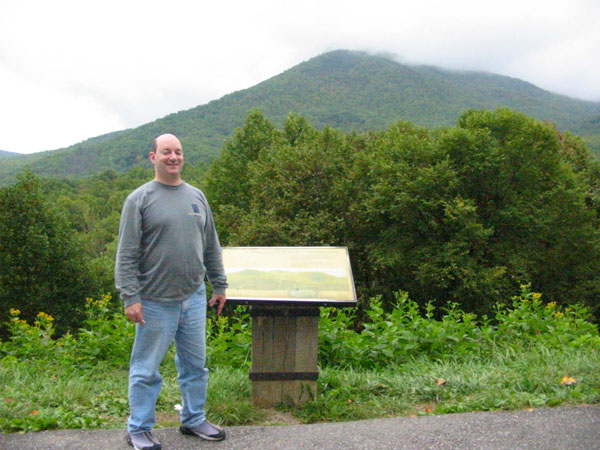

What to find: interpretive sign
left=222, top=246, right=357, bottom=306
left=222, top=246, right=356, bottom=406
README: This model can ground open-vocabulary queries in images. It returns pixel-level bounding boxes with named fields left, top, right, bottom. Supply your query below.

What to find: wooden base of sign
left=250, top=306, right=319, bottom=406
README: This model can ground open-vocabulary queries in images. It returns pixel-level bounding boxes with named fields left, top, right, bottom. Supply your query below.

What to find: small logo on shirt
left=189, top=204, right=202, bottom=216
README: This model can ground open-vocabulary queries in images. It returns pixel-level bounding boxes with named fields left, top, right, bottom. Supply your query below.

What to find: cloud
left=0, top=64, right=124, bottom=153
left=1, top=0, right=599, bottom=154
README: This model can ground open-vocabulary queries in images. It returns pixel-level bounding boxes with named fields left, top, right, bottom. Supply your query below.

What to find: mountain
left=0, top=150, right=23, bottom=159
left=2, top=50, right=599, bottom=184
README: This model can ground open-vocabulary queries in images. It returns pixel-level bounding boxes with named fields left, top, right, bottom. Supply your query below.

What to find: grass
left=1, top=344, right=598, bottom=432
left=289, top=346, right=599, bottom=422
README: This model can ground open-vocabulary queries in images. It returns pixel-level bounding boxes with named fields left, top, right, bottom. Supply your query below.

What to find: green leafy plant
left=206, top=306, right=251, bottom=368
left=1, top=309, right=57, bottom=362
left=495, top=284, right=600, bottom=349
left=74, top=294, right=134, bottom=368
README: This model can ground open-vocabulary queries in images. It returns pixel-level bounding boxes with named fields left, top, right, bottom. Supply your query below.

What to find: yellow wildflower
left=9, top=308, right=21, bottom=316
left=560, top=376, right=576, bottom=386
left=36, top=312, right=55, bottom=321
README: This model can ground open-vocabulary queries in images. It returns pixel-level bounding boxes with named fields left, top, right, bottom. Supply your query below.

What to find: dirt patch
left=258, top=409, right=303, bottom=426
left=156, top=411, right=180, bottom=428
left=406, top=403, right=438, bottom=417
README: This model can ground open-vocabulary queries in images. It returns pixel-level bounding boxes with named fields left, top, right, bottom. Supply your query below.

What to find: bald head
left=149, top=134, right=184, bottom=185
left=152, top=134, right=181, bottom=153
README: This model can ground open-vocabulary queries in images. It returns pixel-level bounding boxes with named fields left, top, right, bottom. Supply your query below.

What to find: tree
left=0, top=172, right=98, bottom=337
left=202, top=110, right=283, bottom=242
left=451, top=109, right=600, bottom=313
left=233, top=124, right=350, bottom=246
left=203, top=108, right=600, bottom=317
left=203, top=109, right=282, bottom=211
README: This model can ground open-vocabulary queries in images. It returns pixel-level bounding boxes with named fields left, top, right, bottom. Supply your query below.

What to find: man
left=115, top=133, right=228, bottom=450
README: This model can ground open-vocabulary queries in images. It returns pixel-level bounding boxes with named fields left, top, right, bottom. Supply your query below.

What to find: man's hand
left=209, top=294, right=227, bottom=315
left=125, top=302, right=145, bottom=324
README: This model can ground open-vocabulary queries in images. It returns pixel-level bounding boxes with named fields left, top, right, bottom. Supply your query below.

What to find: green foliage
left=0, top=172, right=101, bottom=337
left=495, top=285, right=600, bottom=348
left=226, top=119, right=350, bottom=247
left=73, top=295, right=134, bottom=368
left=3, top=286, right=597, bottom=373
left=0, top=301, right=130, bottom=369
left=318, top=287, right=599, bottom=371
left=204, top=108, right=600, bottom=315
left=3, top=107, right=600, bottom=334
left=203, top=110, right=284, bottom=242
left=291, top=347, right=600, bottom=422
left=448, top=109, right=600, bottom=313
left=0, top=359, right=130, bottom=432
left=206, top=307, right=252, bottom=368
left=0, top=295, right=252, bottom=373
left=0, top=150, right=22, bottom=159
left=1, top=310, right=57, bottom=362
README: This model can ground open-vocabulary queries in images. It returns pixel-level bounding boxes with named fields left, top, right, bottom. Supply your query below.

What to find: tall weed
left=1, top=309, right=57, bottom=362
left=495, top=284, right=600, bottom=349
left=206, top=307, right=251, bottom=368
left=319, top=287, right=599, bottom=369
left=74, top=294, right=134, bottom=368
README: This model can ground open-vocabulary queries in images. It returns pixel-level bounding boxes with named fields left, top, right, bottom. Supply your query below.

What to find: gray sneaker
left=127, top=431, right=162, bottom=450
left=180, top=420, right=226, bottom=441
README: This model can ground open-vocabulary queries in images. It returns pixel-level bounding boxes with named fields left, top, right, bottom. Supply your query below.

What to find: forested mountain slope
left=0, top=150, right=22, bottom=159
left=2, top=50, right=599, bottom=184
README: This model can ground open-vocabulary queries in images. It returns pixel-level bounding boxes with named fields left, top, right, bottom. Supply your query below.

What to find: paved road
left=1, top=405, right=598, bottom=450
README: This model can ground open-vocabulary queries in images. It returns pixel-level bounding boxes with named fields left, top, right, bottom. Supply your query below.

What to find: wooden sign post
left=250, top=306, right=319, bottom=405
left=223, top=247, right=356, bottom=407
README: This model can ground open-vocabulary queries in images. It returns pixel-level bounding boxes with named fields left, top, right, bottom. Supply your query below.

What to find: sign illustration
left=222, top=247, right=356, bottom=306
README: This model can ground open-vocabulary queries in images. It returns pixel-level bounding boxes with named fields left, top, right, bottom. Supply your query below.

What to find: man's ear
left=149, top=152, right=156, bottom=164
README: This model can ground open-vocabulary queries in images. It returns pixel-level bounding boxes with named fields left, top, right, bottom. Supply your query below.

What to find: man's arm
left=115, top=196, right=144, bottom=322
left=202, top=197, right=228, bottom=315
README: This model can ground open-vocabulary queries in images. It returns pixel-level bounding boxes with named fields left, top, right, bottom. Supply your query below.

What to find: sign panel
left=222, top=247, right=357, bottom=306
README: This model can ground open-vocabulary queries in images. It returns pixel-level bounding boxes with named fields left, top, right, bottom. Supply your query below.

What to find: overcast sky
left=1, top=0, right=599, bottom=154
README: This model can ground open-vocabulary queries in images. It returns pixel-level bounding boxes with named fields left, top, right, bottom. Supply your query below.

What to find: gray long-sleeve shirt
left=115, top=180, right=228, bottom=308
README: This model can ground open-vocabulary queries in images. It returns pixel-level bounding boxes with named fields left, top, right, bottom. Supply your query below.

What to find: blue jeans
left=127, top=284, right=208, bottom=433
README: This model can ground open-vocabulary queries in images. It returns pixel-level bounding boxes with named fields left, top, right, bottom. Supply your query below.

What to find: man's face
left=150, top=135, right=184, bottom=183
